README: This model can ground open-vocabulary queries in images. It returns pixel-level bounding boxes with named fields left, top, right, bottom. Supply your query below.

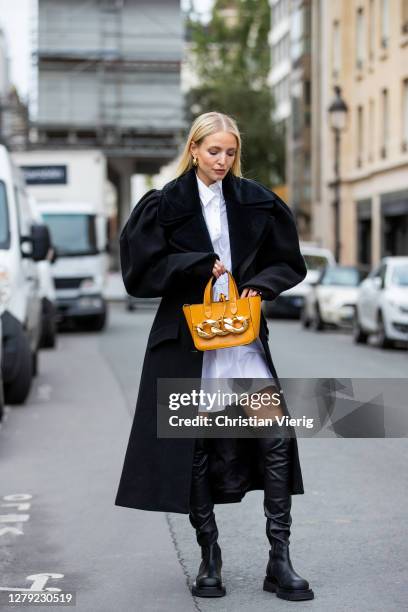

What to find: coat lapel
left=158, top=167, right=277, bottom=277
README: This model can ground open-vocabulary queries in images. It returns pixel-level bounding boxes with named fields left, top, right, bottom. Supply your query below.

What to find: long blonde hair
left=175, top=111, right=242, bottom=177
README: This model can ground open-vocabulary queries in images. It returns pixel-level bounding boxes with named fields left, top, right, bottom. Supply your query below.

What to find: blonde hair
left=175, top=111, right=242, bottom=177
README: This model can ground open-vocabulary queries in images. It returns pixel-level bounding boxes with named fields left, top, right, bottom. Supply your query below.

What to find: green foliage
left=186, top=0, right=285, bottom=186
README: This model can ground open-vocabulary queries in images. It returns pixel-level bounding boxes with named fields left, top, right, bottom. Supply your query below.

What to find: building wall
left=37, top=0, right=183, bottom=131
left=316, top=0, right=408, bottom=265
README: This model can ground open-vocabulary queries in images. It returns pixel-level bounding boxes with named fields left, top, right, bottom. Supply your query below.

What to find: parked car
left=302, top=265, right=366, bottom=330
left=0, top=144, right=50, bottom=404
left=126, top=295, right=160, bottom=311
left=263, top=243, right=336, bottom=318
left=353, top=256, right=408, bottom=348
left=0, top=311, right=4, bottom=420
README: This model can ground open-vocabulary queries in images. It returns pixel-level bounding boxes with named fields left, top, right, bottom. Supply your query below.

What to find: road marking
left=3, top=494, right=32, bottom=502
left=1, top=503, right=30, bottom=511
left=0, top=573, right=64, bottom=592
left=0, top=494, right=32, bottom=537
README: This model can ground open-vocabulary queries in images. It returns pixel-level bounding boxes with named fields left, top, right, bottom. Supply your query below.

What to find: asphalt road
left=0, top=303, right=407, bottom=611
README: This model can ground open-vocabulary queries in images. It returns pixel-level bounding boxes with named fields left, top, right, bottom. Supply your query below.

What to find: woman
left=115, top=112, right=314, bottom=601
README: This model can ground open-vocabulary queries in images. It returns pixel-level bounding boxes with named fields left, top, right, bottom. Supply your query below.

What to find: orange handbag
left=182, top=271, right=261, bottom=351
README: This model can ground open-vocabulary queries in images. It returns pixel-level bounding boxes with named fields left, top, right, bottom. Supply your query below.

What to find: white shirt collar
left=196, top=173, right=223, bottom=207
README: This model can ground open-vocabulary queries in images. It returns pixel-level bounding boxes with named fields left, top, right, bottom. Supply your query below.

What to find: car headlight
left=0, top=266, right=12, bottom=306
left=388, top=299, right=408, bottom=313
left=79, top=275, right=103, bottom=292
left=79, top=277, right=96, bottom=290
left=320, top=294, right=333, bottom=306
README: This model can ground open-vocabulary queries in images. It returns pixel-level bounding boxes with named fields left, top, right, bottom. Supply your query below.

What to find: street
left=0, top=303, right=407, bottom=612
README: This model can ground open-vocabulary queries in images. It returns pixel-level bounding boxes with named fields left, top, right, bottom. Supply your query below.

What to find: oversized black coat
left=115, top=167, right=307, bottom=514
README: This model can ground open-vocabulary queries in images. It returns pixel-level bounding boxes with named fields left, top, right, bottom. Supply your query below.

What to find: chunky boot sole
left=263, top=576, right=314, bottom=601
left=192, top=582, right=226, bottom=598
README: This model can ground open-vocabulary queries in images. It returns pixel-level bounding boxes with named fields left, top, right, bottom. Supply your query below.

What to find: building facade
left=313, top=0, right=408, bottom=265
left=269, top=0, right=312, bottom=239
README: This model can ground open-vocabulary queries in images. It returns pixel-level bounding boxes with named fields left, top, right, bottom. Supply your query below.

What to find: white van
left=13, top=149, right=113, bottom=332
left=0, top=145, right=50, bottom=404
left=37, top=201, right=109, bottom=331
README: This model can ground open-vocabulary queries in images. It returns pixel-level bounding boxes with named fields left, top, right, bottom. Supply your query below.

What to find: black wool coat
left=115, top=167, right=307, bottom=514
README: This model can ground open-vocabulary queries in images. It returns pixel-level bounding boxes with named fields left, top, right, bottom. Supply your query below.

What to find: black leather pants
left=258, top=437, right=292, bottom=545
left=189, top=436, right=292, bottom=546
left=189, top=438, right=219, bottom=547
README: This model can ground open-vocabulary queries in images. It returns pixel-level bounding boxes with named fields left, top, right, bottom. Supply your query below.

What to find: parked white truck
left=0, top=144, right=50, bottom=404
left=13, top=150, right=112, bottom=331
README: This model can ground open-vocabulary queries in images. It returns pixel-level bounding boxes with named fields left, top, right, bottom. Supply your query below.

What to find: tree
left=186, top=0, right=285, bottom=186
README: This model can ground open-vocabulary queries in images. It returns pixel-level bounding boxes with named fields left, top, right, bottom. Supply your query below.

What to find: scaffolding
left=31, top=0, right=184, bottom=170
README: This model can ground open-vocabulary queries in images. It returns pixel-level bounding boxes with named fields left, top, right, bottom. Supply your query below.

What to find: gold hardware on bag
left=195, top=315, right=249, bottom=339
left=182, top=271, right=261, bottom=351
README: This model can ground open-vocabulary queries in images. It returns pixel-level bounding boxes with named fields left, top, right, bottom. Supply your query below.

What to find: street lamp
left=328, top=85, right=349, bottom=262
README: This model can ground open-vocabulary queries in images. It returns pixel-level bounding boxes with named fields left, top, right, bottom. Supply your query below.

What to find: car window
left=321, top=267, right=361, bottom=287
left=379, top=264, right=387, bottom=285
left=369, top=265, right=381, bottom=278
left=0, top=181, right=10, bottom=249
left=303, top=254, right=330, bottom=271
left=391, top=264, right=408, bottom=287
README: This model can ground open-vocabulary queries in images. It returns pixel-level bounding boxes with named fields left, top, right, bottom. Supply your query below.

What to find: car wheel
left=126, top=297, right=136, bottom=312
left=353, top=309, right=368, bottom=344
left=4, top=330, right=33, bottom=405
left=86, top=311, right=107, bottom=332
left=262, top=301, right=274, bottom=319
left=32, top=350, right=39, bottom=377
left=0, top=375, right=4, bottom=421
left=312, top=304, right=325, bottom=331
left=301, top=306, right=310, bottom=328
left=377, top=312, right=394, bottom=349
left=40, top=314, right=58, bottom=349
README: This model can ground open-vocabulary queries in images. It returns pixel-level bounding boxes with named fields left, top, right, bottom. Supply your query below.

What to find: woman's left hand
left=240, top=288, right=261, bottom=298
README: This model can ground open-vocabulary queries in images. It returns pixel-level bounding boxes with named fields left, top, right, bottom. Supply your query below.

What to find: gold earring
left=192, top=156, right=198, bottom=167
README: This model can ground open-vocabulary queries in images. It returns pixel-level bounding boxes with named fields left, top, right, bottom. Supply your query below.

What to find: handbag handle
left=203, top=271, right=239, bottom=318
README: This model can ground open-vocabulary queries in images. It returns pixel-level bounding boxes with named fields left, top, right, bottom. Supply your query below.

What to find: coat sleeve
left=120, top=189, right=218, bottom=298
left=241, top=193, right=307, bottom=300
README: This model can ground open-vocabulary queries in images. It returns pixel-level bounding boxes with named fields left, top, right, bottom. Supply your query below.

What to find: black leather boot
left=192, top=541, right=225, bottom=597
left=189, top=439, right=226, bottom=598
left=258, top=437, right=314, bottom=601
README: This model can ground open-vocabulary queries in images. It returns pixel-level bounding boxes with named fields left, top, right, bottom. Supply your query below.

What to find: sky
left=0, top=0, right=214, bottom=102
left=0, top=0, right=32, bottom=102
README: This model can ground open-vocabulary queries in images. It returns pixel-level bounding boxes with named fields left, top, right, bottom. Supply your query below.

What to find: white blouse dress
left=196, top=174, right=273, bottom=387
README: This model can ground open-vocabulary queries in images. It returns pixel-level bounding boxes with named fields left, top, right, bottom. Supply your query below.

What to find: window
left=402, top=0, right=408, bottom=33
left=332, top=20, right=341, bottom=77
left=356, top=8, right=365, bottom=69
left=391, top=263, right=408, bottom=286
left=321, top=267, right=362, bottom=287
left=272, top=34, right=290, bottom=67
left=381, top=89, right=389, bottom=158
left=368, top=99, right=375, bottom=160
left=42, top=214, right=97, bottom=256
left=291, top=7, right=304, bottom=62
left=272, top=0, right=289, bottom=26
left=0, top=181, right=10, bottom=249
left=380, top=0, right=389, bottom=48
left=368, top=0, right=375, bottom=60
left=403, top=79, right=408, bottom=149
left=357, top=105, right=364, bottom=166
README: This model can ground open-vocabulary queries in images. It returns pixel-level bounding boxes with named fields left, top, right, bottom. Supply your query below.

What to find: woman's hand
left=212, top=259, right=226, bottom=279
left=240, top=287, right=261, bottom=298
